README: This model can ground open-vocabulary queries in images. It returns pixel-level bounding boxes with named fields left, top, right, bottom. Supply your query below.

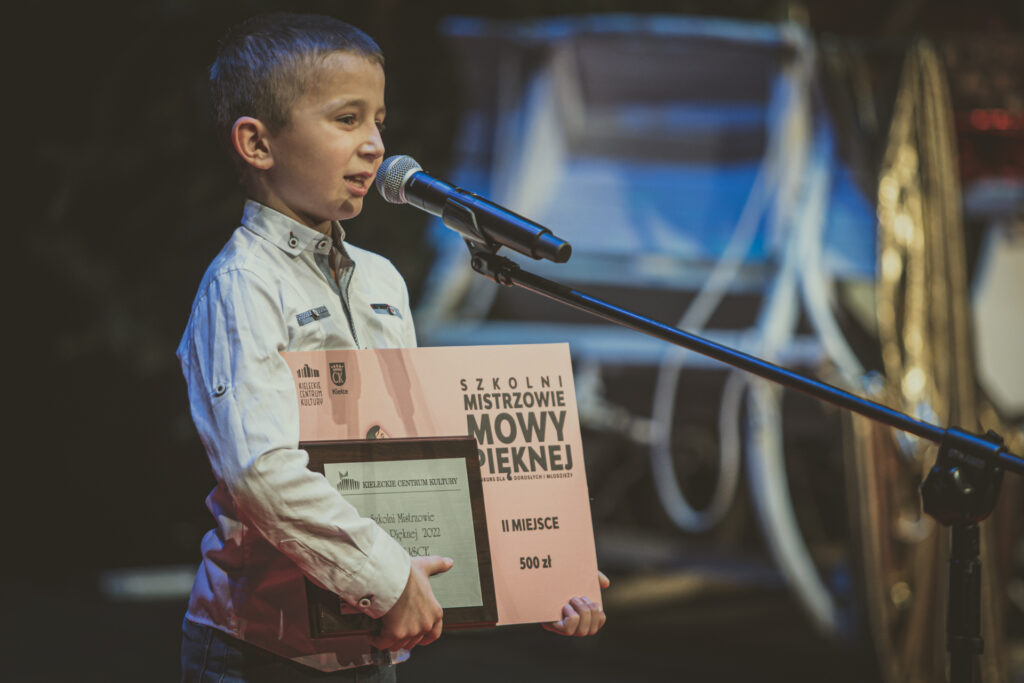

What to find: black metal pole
left=948, top=524, right=983, bottom=683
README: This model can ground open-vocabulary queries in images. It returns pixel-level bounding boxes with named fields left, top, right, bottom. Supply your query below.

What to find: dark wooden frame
left=303, top=436, right=496, bottom=637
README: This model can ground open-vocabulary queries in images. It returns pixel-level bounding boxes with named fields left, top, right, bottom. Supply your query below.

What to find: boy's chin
left=335, top=198, right=365, bottom=221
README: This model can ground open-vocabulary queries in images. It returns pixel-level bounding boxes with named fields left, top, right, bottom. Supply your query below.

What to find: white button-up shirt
left=177, top=201, right=416, bottom=671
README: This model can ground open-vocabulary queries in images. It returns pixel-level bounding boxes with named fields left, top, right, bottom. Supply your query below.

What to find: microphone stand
left=463, top=241, right=1021, bottom=683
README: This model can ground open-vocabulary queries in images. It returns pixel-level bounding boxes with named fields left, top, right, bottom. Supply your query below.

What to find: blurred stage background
left=11, top=1, right=1024, bottom=681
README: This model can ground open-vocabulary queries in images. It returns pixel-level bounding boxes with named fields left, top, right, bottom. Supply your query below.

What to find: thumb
left=415, top=555, right=454, bottom=576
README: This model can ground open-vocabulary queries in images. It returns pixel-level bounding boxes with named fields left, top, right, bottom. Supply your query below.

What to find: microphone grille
left=375, top=155, right=422, bottom=204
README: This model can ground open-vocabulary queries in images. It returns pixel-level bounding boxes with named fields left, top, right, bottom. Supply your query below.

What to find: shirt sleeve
left=179, top=266, right=411, bottom=618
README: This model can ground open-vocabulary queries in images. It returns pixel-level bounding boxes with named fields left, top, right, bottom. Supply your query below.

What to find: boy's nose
left=361, top=126, right=385, bottom=159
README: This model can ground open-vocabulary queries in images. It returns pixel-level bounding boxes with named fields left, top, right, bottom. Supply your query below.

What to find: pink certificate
left=282, top=343, right=600, bottom=625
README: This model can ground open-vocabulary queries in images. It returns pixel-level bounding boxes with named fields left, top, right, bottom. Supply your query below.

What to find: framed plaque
left=303, top=436, right=497, bottom=637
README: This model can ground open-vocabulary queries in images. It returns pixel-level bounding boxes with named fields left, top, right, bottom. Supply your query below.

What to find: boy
left=179, top=12, right=606, bottom=682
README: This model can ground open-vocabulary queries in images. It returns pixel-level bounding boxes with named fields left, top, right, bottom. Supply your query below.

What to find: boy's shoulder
left=193, top=224, right=276, bottom=298
left=191, top=201, right=313, bottom=297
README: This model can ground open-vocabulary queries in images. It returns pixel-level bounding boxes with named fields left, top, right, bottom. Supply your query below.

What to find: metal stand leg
left=948, top=524, right=983, bottom=683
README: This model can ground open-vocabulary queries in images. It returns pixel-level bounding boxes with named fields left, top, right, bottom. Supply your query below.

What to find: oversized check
left=283, top=343, right=600, bottom=625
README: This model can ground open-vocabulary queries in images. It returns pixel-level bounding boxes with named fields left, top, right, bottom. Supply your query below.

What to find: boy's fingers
left=545, top=601, right=580, bottom=635
left=581, top=597, right=605, bottom=635
left=397, top=636, right=420, bottom=651
left=598, top=570, right=610, bottom=589
left=370, top=633, right=394, bottom=650
left=418, top=555, right=454, bottom=576
left=594, top=602, right=607, bottom=634
left=571, top=597, right=592, bottom=636
left=420, top=616, right=444, bottom=646
left=562, top=600, right=578, bottom=623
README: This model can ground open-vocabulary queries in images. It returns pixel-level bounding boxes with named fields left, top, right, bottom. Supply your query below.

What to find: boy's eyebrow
left=325, top=97, right=386, bottom=116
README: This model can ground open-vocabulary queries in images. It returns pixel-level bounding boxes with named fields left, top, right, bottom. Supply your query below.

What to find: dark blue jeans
left=181, top=619, right=397, bottom=683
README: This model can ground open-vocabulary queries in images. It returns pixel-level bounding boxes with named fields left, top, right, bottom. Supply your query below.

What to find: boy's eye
left=375, top=120, right=387, bottom=133
left=336, top=115, right=357, bottom=125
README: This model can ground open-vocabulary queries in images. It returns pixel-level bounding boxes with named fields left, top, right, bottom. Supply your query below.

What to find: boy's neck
left=246, top=185, right=333, bottom=235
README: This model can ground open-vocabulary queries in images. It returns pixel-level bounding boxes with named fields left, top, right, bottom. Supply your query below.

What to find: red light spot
left=991, top=110, right=1011, bottom=131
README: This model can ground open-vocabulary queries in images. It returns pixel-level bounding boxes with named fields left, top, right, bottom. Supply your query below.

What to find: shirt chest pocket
left=287, top=305, right=330, bottom=349
left=360, top=302, right=408, bottom=348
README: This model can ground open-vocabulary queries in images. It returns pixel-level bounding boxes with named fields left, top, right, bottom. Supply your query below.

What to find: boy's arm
left=181, top=267, right=412, bottom=619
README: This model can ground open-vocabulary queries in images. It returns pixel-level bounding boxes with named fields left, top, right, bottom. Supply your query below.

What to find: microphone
left=374, top=155, right=571, bottom=263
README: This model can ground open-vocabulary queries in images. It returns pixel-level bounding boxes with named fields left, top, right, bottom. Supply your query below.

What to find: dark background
left=9, top=1, right=1023, bottom=680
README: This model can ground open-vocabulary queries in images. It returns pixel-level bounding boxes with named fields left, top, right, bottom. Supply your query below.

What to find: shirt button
left=358, top=596, right=373, bottom=609
left=318, top=240, right=328, bottom=250
left=288, top=237, right=298, bottom=248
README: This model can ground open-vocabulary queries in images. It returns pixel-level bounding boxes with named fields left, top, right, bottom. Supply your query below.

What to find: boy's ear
left=231, top=116, right=274, bottom=170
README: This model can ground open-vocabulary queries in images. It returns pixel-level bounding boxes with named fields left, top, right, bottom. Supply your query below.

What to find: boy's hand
left=372, top=556, right=453, bottom=651
left=542, top=570, right=610, bottom=637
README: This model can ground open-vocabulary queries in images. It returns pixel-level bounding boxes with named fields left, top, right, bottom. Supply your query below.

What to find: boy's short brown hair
left=210, top=12, right=384, bottom=152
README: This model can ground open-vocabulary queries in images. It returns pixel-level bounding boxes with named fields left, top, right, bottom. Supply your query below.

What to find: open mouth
left=344, top=174, right=371, bottom=195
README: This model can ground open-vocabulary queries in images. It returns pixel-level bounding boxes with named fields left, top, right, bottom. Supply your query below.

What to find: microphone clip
left=445, top=196, right=522, bottom=287
left=466, top=241, right=518, bottom=287
left=441, top=197, right=497, bottom=252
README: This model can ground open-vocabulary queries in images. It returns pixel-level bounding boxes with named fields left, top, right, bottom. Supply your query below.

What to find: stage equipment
left=378, top=155, right=1023, bottom=683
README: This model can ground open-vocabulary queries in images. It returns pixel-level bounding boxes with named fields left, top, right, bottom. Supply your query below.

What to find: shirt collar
left=240, top=200, right=347, bottom=257
left=329, top=222, right=349, bottom=252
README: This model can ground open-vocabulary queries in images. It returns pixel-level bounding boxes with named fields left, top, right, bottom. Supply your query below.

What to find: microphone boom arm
left=466, top=244, right=1020, bottom=470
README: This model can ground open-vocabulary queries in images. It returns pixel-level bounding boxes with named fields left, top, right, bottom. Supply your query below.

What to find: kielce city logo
left=330, top=362, right=347, bottom=387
